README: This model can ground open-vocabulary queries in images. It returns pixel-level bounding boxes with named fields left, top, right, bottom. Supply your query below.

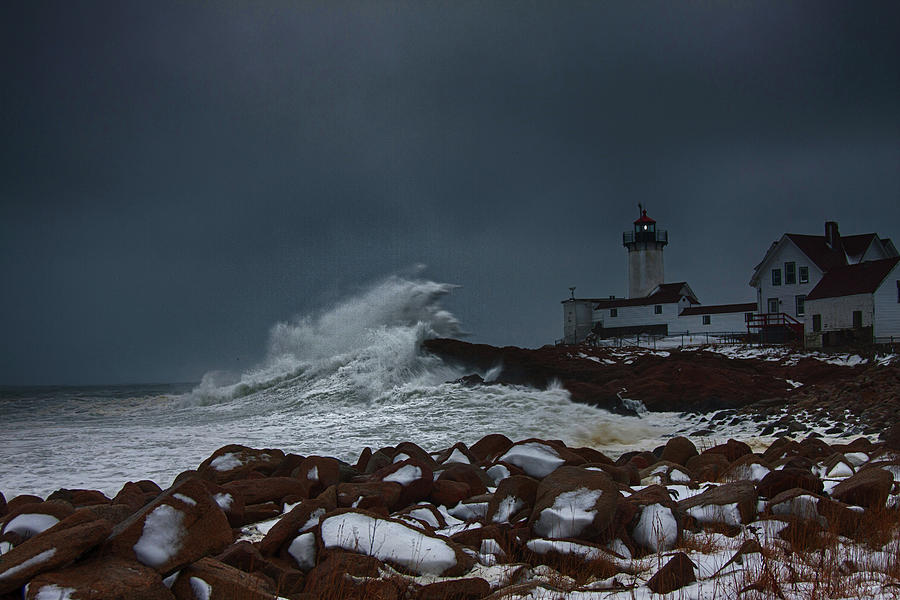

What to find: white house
left=678, top=302, right=758, bottom=333
left=804, top=257, right=900, bottom=348
left=591, top=282, right=699, bottom=338
left=750, top=221, right=897, bottom=322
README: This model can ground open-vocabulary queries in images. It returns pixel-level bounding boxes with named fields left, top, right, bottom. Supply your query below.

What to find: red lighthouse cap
left=634, top=209, right=656, bottom=225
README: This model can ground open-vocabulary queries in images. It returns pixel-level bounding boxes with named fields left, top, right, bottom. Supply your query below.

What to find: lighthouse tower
left=623, top=205, right=668, bottom=298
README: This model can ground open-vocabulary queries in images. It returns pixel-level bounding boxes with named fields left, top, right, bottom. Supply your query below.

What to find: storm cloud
left=2, top=2, right=898, bottom=384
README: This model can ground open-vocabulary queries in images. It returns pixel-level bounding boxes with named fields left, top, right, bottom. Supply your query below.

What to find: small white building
left=592, top=282, right=699, bottom=338
left=804, top=257, right=900, bottom=348
left=678, top=302, right=758, bottom=333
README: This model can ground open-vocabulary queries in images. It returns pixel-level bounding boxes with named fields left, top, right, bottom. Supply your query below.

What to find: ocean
left=0, top=276, right=706, bottom=500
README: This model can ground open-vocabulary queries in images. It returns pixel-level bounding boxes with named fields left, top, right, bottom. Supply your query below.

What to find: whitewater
left=1, top=276, right=688, bottom=500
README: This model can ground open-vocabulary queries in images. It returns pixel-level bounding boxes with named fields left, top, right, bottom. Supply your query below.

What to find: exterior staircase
left=747, top=312, right=804, bottom=343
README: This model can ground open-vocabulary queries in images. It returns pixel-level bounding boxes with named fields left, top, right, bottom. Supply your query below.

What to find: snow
left=300, top=507, right=326, bottom=532
left=0, top=541, right=10, bottom=555
left=173, top=493, right=196, bottom=506
left=2, top=513, right=60, bottom=538
left=189, top=577, right=212, bottom=600
left=210, top=452, right=242, bottom=472
left=844, top=452, right=870, bottom=466
left=480, top=538, right=505, bottom=556
left=632, top=503, right=678, bottom=551
left=132, top=504, right=185, bottom=568
left=486, top=464, right=510, bottom=485
left=498, top=442, right=565, bottom=478
left=0, top=548, right=56, bottom=581
left=213, top=493, right=233, bottom=510
left=492, top=495, right=524, bottom=524
left=444, top=448, right=471, bottom=464
left=383, top=464, right=422, bottom=485
left=307, top=466, right=319, bottom=481
left=405, top=506, right=441, bottom=529
left=393, top=453, right=411, bottom=463
left=723, top=463, right=770, bottom=482
left=287, top=532, right=316, bottom=570
left=320, top=512, right=459, bottom=575
left=770, top=493, right=819, bottom=521
left=447, top=501, right=489, bottom=521
left=533, top=488, right=602, bottom=538
left=33, top=584, right=76, bottom=600
left=686, top=502, right=743, bottom=527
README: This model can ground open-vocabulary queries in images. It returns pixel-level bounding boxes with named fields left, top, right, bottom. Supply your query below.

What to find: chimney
left=825, top=221, right=840, bottom=250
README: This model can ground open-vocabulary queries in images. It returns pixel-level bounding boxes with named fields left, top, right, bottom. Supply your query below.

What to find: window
left=654, top=305, right=662, bottom=315
left=795, top=295, right=806, bottom=316
left=702, top=315, right=711, bottom=325
left=772, top=269, right=782, bottom=286
left=744, top=312, right=753, bottom=322
left=767, top=298, right=779, bottom=313
left=610, top=308, right=617, bottom=317
left=785, top=262, right=796, bottom=285
left=812, top=314, right=822, bottom=332
left=853, top=310, right=862, bottom=329
left=799, top=266, right=809, bottom=284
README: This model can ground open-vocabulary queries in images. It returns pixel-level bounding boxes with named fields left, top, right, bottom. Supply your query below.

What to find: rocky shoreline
left=425, top=339, right=900, bottom=434
left=2, top=429, right=900, bottom=599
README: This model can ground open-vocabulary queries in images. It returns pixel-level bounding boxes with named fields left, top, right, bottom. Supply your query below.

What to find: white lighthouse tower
left=623, top=205, right=668, bottom=298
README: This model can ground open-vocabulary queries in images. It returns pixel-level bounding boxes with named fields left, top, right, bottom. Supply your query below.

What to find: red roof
left=784, top=232, right=880, bottom=273
left=634, top=209, right=656, bottom=225
left=806, top=257, right=900, bottom=301
left=679, top=302, right=757, bottom=316
left=594, top=282, right=698, bottom=309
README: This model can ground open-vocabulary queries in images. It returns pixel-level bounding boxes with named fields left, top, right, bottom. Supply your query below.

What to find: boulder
left=625, top=485, right=681, bottom=552
left=767, top=488, right=826, bottom=524
left=469, top=434, right=514, bottom=464
left=317, top=508, right=474, bottom=576
left=702, top=439, right=752, bottom=462
left=0, top=513, right=112, bottom=594
left=678, top=481, right=757, bottom=527
left=685, top=454, right=730, bottom=482
left=293, top=456, right=341, bottom=497
left=881, top=422, right=900, bottom=450
left=25, top=556, right=172, bottom=600
left=112, top=481, right=162, bottom=511
left=497, top=440, right=574, bottom=479
left=393, top=442, right=440, bottom=470
left=434, top=442, right=478, bottom=466
left=46, top=489, right=110, bottom=507
left=222, top=476, right=310, bottom=506
left=721, top=455, right=772, bottom=483
left=304, top=551, right=397, bottom=599
left=1, top=500, right=74, bottom=541
left=647, top=552, right=696, bottom=594
left=369, top=458, right=434, bottom=508
left=831, top=467, right=894, bottom=510
left=393, top=504, right=447, bottom=532
left=259, top=496, right=336, bottom=557
left=529, top=466, right=622, bottom=542
left=429, top=480, right=472, bottom=508
left=197, top=444, right=286, bottom=483
left=659, top=437, right=698, bottom=466
left=639, top=461, right=693, bottom=485
left=169, top=557, right=276, bottom=600
left=337, top=482, right=403, bottom=513
left=415, top=578, right=491, bottom=600
left=756, top=468, right=823, bottom=499
left=437, top=464, right=491, bottom=497
left=486, top=476, right=539, bottom=525
left=102, top=478, right=232, bottom=575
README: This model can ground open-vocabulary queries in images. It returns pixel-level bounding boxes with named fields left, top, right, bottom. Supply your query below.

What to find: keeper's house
left=804, top=257, right=900, bottom=348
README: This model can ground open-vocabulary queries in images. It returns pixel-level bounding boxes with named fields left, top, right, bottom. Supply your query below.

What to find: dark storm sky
left=2, top=2, right=898, bottom=385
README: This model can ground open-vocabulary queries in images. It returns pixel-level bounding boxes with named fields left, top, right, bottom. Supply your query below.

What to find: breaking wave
left=190, top=275, right=465, bottom=403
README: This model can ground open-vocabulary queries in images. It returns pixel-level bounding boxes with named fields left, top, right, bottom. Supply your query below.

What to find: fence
left=595, top=331, right=749, bottom=350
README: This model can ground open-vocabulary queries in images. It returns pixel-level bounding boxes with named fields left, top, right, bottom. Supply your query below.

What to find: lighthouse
left=623, top=205, right=668, bottom=298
